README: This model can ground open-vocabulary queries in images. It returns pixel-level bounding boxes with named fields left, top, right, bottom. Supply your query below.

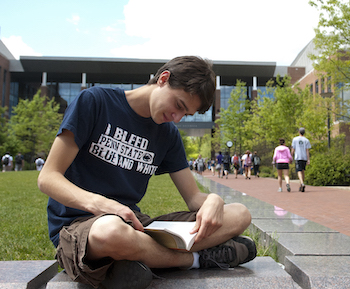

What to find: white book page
left=145, top=221, right=197, bottom=250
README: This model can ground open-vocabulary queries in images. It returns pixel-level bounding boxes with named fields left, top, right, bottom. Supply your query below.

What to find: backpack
left=254, top=156, right=261, bottom=166
left=223, top=155, right=230, bottom=164
left=245, top=155, right=252, bottom=166
left=15, top=155, right=22, bottom=165
left=3, top=156, right=9, bottom=166
left=233, top=156, right=239, bottom=165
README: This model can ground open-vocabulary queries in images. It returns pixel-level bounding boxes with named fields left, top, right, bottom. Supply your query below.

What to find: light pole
left=321, top=92, right=332, bottom=149
left=226, top=140, right=233, bottom=156
left=233, top=138, right=237, bottom=154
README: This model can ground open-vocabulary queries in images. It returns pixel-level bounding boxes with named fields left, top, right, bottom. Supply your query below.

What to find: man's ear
left=158, top=70, right=170, bottom=85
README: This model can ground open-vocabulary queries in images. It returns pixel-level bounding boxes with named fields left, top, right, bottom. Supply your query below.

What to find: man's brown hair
left=148, top=56, right=216, bottom=114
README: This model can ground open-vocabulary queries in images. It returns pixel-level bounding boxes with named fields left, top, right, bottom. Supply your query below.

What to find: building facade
left=1, top=39, right=348, bottom=141
left=291, top=40, right=350, bottom=144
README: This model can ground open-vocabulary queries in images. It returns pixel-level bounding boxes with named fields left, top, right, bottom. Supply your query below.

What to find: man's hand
left=190, top=194, right=225, bottom=243
left=92, top=195, right=144, bottom=232
left=114, top=205, right=144, bottom=232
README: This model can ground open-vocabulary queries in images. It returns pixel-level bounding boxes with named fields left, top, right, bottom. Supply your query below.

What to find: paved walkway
left=200, top=170, right=350, bottom=237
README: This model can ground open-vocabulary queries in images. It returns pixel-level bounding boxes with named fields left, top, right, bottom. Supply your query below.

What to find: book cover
left=144, top=221, right=197, bottom=251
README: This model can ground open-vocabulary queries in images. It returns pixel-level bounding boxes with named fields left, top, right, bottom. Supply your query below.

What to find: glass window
left=258, top=86, right=275, bottom=100
left=219, top=86, right=235, bottom=110
left=94, top=83, right=132, bottom=90
left=9, top=82, right=19, bottom=115
left=321, top=77, right=325, bottom=93
left=336, top=83, right=350, bottom=121
left=327, top=76, right=332, bottom=92
left=58, top=83, right=81, bottom=106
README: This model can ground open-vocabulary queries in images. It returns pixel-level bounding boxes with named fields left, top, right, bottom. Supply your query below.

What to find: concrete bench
left=194, top=174, right=350, bottom=289
left=46, top=257, right=301, bottom=289
left=0, top=260, right=57, bottom=289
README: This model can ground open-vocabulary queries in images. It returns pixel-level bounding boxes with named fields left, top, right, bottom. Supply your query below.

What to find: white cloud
left=102, top=26, right=116, bottom=32
left=2, top=36, right=42, bottom=59
left=67, top=14, right=80, bottom=25
left=115, top=0, right=320, bottom=65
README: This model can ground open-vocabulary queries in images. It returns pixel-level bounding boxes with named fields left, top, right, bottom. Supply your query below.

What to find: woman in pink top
left=273, top=138, right=293, bottom=192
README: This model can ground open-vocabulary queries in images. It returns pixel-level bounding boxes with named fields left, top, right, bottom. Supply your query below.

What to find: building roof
left=0, top=40, right=24, bottom=72
left=12, top=56, right=282, bottom=86
left=290, top=39, right=316, bottom=75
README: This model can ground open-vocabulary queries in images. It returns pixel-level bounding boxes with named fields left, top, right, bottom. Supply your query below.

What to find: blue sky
left=1, top=0, right=320, bottom=65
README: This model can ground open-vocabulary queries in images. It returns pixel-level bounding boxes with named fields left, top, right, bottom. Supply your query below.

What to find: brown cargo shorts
left=56, top=210, right=197, bottom=288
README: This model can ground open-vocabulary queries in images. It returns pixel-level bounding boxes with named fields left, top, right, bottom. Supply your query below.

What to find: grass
left=243, top=229, right=279, bottom=262
left=0, top=170, right=56, bottom=261
left=0, top=171, right=277, bottom=262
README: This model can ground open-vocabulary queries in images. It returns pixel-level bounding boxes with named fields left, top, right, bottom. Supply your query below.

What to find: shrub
left=260, top=165, right=273, bottom=174
left=305, top=147, right=350, bottom=186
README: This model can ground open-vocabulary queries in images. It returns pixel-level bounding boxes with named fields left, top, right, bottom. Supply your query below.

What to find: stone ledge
left=193, top=174, right=350, bottom=289
left=46, top=257, right=302, bottom=289
left=0, top=260, right=58, bottom=289
left=285, top=256, right=350, bottom=289
left=263, top=232, right=350, bottom=265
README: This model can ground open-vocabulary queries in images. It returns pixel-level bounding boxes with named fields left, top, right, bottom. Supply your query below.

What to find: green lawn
left=0, top=170, right=55, bottom=260
left=0, top=171, right=276, bottom=261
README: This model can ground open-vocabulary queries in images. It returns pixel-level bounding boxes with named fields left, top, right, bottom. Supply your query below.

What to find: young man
left=38, top=56, right=256, bottom=289
left=15, top=152, right=24, bottom=171
left=291, top=128, right=311, bottom=192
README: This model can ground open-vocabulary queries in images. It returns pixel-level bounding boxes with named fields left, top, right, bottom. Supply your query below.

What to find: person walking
left=216, top=151, right=223, bottom=178
left=241, top=150, right=252, bottom=179
left=35, top=157, right=45, bottom=171
left=210, top=159, right=216, bottom=176
left=188, top=159, right=194, bottom=171
left=222, top=151, right=231, bottom=179
left=15, top=152, right=24, bottom=171
left=252, top=151, right=261, bottom=177
left=2, top=152, right=13, bottom=172
left=238, top=153, right=243, bottom=175
left=291, top=127, right=311, bottom=192
left=231, top=152, right=240, bottom=179
left=273, top=138, right=293, bottom=192
left=196, top=154, right=205, bottom=175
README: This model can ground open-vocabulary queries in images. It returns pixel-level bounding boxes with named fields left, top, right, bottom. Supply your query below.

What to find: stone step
left=285, top=256, right=350, bottom=289
left=46, top=257, right=302, bottom=289
left=0, top=260, right=58, bottom=289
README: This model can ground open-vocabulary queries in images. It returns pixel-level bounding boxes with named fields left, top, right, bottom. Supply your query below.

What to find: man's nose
left=171, top=112, right=184, bottom=123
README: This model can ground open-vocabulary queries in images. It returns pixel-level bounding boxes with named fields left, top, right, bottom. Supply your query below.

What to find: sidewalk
left=200, top=170, right=350, bottom=237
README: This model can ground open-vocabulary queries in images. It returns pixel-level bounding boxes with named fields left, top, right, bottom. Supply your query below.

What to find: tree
left=213, top=76, right=329, bottom=164
left=247, top=77, right=329, bottom=149
left=198, top=133, right=212, bottom=160
left=8, top=91, right=62, bottom=163
left=215, top=80, right=251, bottom=154
left=309, top=0, right=350, bottom=89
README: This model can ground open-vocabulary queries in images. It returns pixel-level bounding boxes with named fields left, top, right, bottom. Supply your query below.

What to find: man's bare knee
left=88, top=215, right=136, bottom=259
left=225, top=203, right=251, bottom=235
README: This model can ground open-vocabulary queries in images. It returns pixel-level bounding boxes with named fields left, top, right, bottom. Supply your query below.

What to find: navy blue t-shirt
left=47, top=87, right=188, bottom=247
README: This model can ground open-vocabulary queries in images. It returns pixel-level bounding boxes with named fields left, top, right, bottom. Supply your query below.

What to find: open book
left=144, top=221, right=197, bottom=251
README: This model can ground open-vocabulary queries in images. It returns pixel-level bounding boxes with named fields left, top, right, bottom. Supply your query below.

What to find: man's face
left=150, top=73, right=201, bottom=124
